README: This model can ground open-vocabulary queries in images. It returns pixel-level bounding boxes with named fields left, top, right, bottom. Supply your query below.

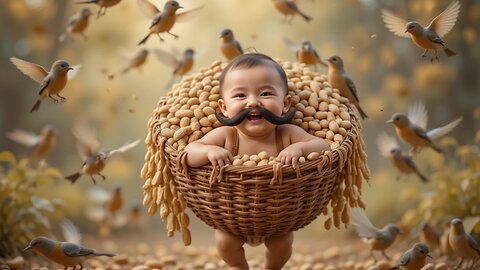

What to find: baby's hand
left=207, top=146, right=234, bottom=167
left=276, top=145, right=303, bottom=168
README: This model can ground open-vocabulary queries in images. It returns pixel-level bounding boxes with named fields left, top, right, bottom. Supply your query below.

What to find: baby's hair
left=219, top=53, right=289, bottom=96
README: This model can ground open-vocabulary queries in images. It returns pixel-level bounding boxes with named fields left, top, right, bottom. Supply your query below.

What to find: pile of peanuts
left=141, top=59, right=369, bottom=244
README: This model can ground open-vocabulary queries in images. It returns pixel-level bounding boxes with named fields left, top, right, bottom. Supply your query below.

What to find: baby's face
left=218, top=65, right=291, bottom=137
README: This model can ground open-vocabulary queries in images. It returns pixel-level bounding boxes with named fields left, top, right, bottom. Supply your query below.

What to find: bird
left=386, top=101, right=463, bottom=155
left=376, top=132, right=428, bottom=183
left=121, top=49, right=149, bottom=74
left=272, top=0, right=311, bottom=23
left=350, top=207, right=402, bottom=262
left=65, top=120, right=140, bottom=184
left=107, top=187, right=124, bottom=215
left=284, top=38, right=327, bottom=71
left=6, top=125, right=58, bottom=162
left=326, top=55, right=368, bottom=120
left=381, top=1, right=460, bottom=63
left=389, top=242, right=432, bottom=270
left=154, top=47, right=195, bottom=87
left=419, top=222, right=441, bottom=254
left=137, top=0, right=203, bottom=45
left=448, top=218, right=480, bottom=269
left=24, top=236, right=115, bottom=270
left=60, top=219, right=82, bottom=246
left=59, top=8, right=92, bottom=42
left=10, top=57, right=81, bottom=112
left=76, top=0, right=122, bottom=19
left=220, top=29, right=244, bottom=61
left=87, top=186, right=124, bottom=215
left=440, top=229, right=455, bottom=258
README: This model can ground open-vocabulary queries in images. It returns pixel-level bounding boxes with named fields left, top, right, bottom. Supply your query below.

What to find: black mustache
left=215, top=107, right=296, bottom=126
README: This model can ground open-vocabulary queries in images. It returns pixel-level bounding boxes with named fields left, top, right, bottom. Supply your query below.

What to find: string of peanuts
left=141, top=59, right=370, bottom=245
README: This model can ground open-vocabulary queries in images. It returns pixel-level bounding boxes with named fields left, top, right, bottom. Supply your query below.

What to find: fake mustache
left=215, top=106, right=296, bottom=126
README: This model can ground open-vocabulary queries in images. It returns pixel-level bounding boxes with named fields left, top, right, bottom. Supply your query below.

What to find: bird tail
left=414, top=169, right=429, bottom=183
left=297, top=10, right=311, bottom=22
left=356, top=106, right=368, bottom=120
left=76, top=0, right=98, bottom=4
left=93, top=252, right=116, bottom=257
left=444, top=47, right=456, bottom=57
left=121, top=67, right=130, bottom=74
left=30, top=100, right=42, bottom=113
left=138, top=34, right=150, bottom=46
left=66, top=172, right=82, bottom=183
left=431, top=144, right=444, bottom=154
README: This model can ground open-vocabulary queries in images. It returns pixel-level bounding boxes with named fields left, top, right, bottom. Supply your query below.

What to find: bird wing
left=136, top=0, right=159, bottom=18
left=349, top=207, right=381, bottom=239
left=381, top=9, right=410, bottom=38
left=6, top=129, right=40, bottom=147
left=342, top=73, right=360, bottom=102
left=176, top=5, right=205, bottom=23
left=10, top=57, right=48, bottom=84
left=397, top=250, right=412, bottom=266
left=61, top=242, right=94, bottom=257
left=468, top=235, right=480, bottom=254
left=235, top=40, right=244, bottom=54
left=427, top=116, right=462, bottom=140
left=284, top=37, right=299, bottom=52
left=87, top=186, right=111, bottom=203
left=427, top=0, right=460, bottom=38
left=67, top=65, right=82, bottom=80
left=61, top=219, right=82, bottom=245
left=376, top=132, right=399, bottom=158
left=107, top=139, right=140, bottom=157
left=72, top=119, right=100, bottom=160
left=67, top=14, right=82, bottom=27
left=408, top=101, right=428, bottom=130
left=153, top=48, right=179, bottom=68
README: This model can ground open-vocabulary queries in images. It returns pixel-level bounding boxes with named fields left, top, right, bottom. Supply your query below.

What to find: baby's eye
left=260, top=92, right=273, bottom=96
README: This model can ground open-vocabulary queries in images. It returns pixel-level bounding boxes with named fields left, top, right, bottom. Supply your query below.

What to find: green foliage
left=400, top=132, right=480, bottom=239
left=0, top=151, right=64, bottom=258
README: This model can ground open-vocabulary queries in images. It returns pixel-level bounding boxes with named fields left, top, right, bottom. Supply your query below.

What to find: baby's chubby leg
left=264, top=232, right=294, bottom=270
left=215, top=229, right=249, bottom=270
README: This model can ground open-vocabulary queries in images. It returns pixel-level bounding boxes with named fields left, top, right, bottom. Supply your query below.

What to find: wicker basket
left=141, top=59, right=369, bottom=245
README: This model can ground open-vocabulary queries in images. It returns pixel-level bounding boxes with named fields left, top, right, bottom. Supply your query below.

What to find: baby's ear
left=283, top=95, right=292, bottom=113
left=217, top=99, right=228, bottom=116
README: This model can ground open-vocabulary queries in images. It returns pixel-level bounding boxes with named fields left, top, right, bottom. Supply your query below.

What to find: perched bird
left=59, top=8, right=92, bottom=42
left=121, top=49, right=149, bottom=74
left=65, top=120, right=140, bottom=184
left=127, top=204, right=145, bottom=228
left=76, top=0, right=122, bottom=18
left=272, top=0, right=311, bottom=23
left=154, top=48, right=195, bottom=87
left=326, top=56, right=368, bottom=120
left=220, top=29, right=244, bottom=61
left=350, top=207, right=402, bottom=262
left=107, top=187, right=124, bottom=215
left=137, top=0, right=203, bottom=45
left=6, top=125, right=58, bottom=162
left=381, top=1, right=460, bottom=62
left=448, top=218, right=480, bottom=269
left=24, top=236, right=115, bottom=269
left=284, top=39, right=327, bottom=71
left=88, top=186, right=124, bottom=215
left=10, top=57, right=81, bottom=112
left=390, top=242, right=432, bottom=270
left=419, top=222, right=441, bottom=254
left=440, top=229, right=455, bottom=258
left=386, top=101, right=463, bottom=155
left=376, top=132, right=428, bottom=182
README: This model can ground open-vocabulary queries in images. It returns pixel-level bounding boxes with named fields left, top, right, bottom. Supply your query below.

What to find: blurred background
left=0, top=0, right=479, bottom=262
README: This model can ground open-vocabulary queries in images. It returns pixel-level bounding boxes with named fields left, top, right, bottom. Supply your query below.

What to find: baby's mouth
left=247, top=112, right=263, bottom=120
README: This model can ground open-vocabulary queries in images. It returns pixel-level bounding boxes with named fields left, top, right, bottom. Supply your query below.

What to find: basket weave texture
left=141, top=59, right=369, bottom=245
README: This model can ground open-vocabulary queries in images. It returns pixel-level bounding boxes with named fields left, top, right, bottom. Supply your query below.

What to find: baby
left=184, top=53, right=329, bottom=270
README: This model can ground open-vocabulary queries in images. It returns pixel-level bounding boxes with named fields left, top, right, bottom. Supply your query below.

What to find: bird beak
left=24, top=245, right=32, bottom=251
left=67, top=67, right=74, bottom=70
left=178, top=6, right=184, bottom=9
left=427, top=253, right=432, bottom=258
left=404, top=29, right=408, bottom=33
left=386, top=119, right=393, bottom=124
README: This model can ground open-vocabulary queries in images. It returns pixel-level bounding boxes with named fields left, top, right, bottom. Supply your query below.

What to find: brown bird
left=272, top=0, right=311, bottom=23
left=6, top=125, right=58, bottom=162
left=154, top=47, right=195, bottom=87
left=419, top=222, right=441, bottom=254
left=10, top=57, right=81, bottom=112
left=137, top=0, right=204, bottom=45
left=59, top=8, right=93, bottom=42
left=220, top=29, right=244, bottom=61
left=65, top=120, right=140, bottom=184
left=326, top=55, right=368, bottom=120
left=121, top=49, right=149, bottom=74
left=76, top=0, right=122, bottom=18
left=285, top=38, right=327, bottom=71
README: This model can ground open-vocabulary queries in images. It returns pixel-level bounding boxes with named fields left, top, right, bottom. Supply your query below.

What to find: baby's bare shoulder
left=198, top=126, right=234, bottom=145
left=280, top=124, right=308, bottom=135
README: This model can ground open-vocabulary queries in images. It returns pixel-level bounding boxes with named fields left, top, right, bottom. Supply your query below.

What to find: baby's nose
left=246, top=97, right=260, bottom=108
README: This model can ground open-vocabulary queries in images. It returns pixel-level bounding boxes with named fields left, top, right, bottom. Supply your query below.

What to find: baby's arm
left=184, top=126, right=234, bottom=168
left=277, top=125, right=330, bottom=167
